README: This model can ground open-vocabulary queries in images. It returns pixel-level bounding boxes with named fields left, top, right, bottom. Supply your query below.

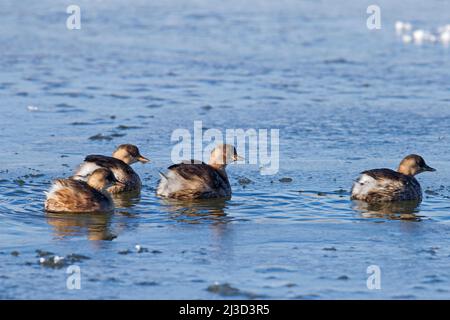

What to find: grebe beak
left=137, top=155, right=150, bottom=163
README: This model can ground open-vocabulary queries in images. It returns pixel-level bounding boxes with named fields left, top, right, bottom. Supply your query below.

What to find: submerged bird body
left=75, top=155, right=141, bottom=193
left=73, top=144, right=149, bottom=194
left=157, top=161, right=231, bottom=200
left=351, top=169, right=422, bottom=202
left=351, top=155, right=435, bottom=203
left=157, top=144, right=242, bottom=200
left=45, top=168, right=118, bottom=213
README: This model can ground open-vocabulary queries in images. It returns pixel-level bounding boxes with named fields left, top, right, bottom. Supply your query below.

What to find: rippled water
left=1, top=0, right=450, bottom=299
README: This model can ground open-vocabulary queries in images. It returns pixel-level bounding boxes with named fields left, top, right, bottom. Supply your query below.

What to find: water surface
left=1, top=0, right=450, bottom=299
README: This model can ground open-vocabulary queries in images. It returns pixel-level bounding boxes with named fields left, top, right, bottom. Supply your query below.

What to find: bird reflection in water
left=160, top=198, right=231, bottom=225
left=111, top=190, right=141, bottom=209
left=352, top=200, right=422, bottom=221
left=46, top=191, right=142, bottom=241
left=46, top=212, right=116, bottom=241
left=160, top=198, right=235, bottom=261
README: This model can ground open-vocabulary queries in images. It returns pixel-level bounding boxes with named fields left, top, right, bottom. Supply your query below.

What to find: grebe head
left=209, top=144, right=244, bottom=169
left=398, top=154, right=436, bottom=176
left=112, top=144, right=150, bottom=165
left=87, top=168, right=122, bottom=191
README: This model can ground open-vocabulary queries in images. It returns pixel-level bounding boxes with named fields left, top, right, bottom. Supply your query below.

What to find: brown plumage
left=73, top=144, right=149, bottom=194
left=156, top=144, right=243, bottom=200
left=83, top=155, right=142, bottom=193
left=164, top=162, right=231, bottom=199
left=45, top=168, right=119, bottom=213
left=351, top=154, right=436, bottom=203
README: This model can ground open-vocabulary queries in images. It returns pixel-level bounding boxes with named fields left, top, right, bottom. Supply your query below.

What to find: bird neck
left=208, top=162, right=227, bottom=171
left=112, top=150, right=131, bottom=164
left=397, top=165, right=416, bottom=176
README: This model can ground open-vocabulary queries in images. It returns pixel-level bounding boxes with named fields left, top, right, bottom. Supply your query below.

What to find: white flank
left=351, top=174, right=378, bottom=198
left=45, top=181, right=64, bottom=199
left=73, top=162, right=101, bottom=180
left=156, top=170, right=185, bottom=197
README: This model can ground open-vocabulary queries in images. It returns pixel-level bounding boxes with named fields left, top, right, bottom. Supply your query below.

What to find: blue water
left=1, top=0, right=450, bottom=299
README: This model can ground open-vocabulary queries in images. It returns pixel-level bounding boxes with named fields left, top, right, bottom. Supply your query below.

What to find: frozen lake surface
left=1, top=0, right=450, bottom=299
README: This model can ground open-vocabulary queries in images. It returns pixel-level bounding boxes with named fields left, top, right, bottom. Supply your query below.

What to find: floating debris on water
left=207, top=283, right=241, bottom=296
left=146, top=104, right=163, bottom=108
left=39, top=255, right=66, bottom=269
left=11, top=251, right=20, bottom=257
left=419, top=247, right=438, bottom=256
left=36, top=249, right=54, bottom=258
left=279, top=177, right=293, bottom=183
left=110, top=132, right=126, bottom=138
left=422, top=275, right=444, bottom=284
left=14, top=179, right=25, bottom=187
left=116, top=125, right=141, bottom=130
left=108, top=93, right=130, bottom=99
left=89, top=133, right=115, bottom=141
left=395, top=21, right=450, bottom=46
left=136, top=115, right=155, bottom=119
left=136, top=281, right=159, bottom=286
left=65, top=254, right=90, bottom=263
left=395, top=21, right=413, bottom=34
left=425, top=189, right=439, bottom=196
left=206, top=282, right=262, bottom=299
left=135, top=245, right=149, bottom=253
left=55, top=103, right=77, bottom=109
left=285, top=283, right=297, bottom=288
left=238, top=177, right=253, bottom=185
left=35, top=251, right=89, bottom=269
left=27, top=105, right=39, bottom=112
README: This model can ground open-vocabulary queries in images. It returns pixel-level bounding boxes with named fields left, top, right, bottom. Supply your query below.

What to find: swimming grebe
left=351, top=154, right=436, bottom=203
left=156, top=144, right=243, bottom=200
left=73, top=144, right=149, bottom=193
left=45, top=168, right=122, bottom=213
